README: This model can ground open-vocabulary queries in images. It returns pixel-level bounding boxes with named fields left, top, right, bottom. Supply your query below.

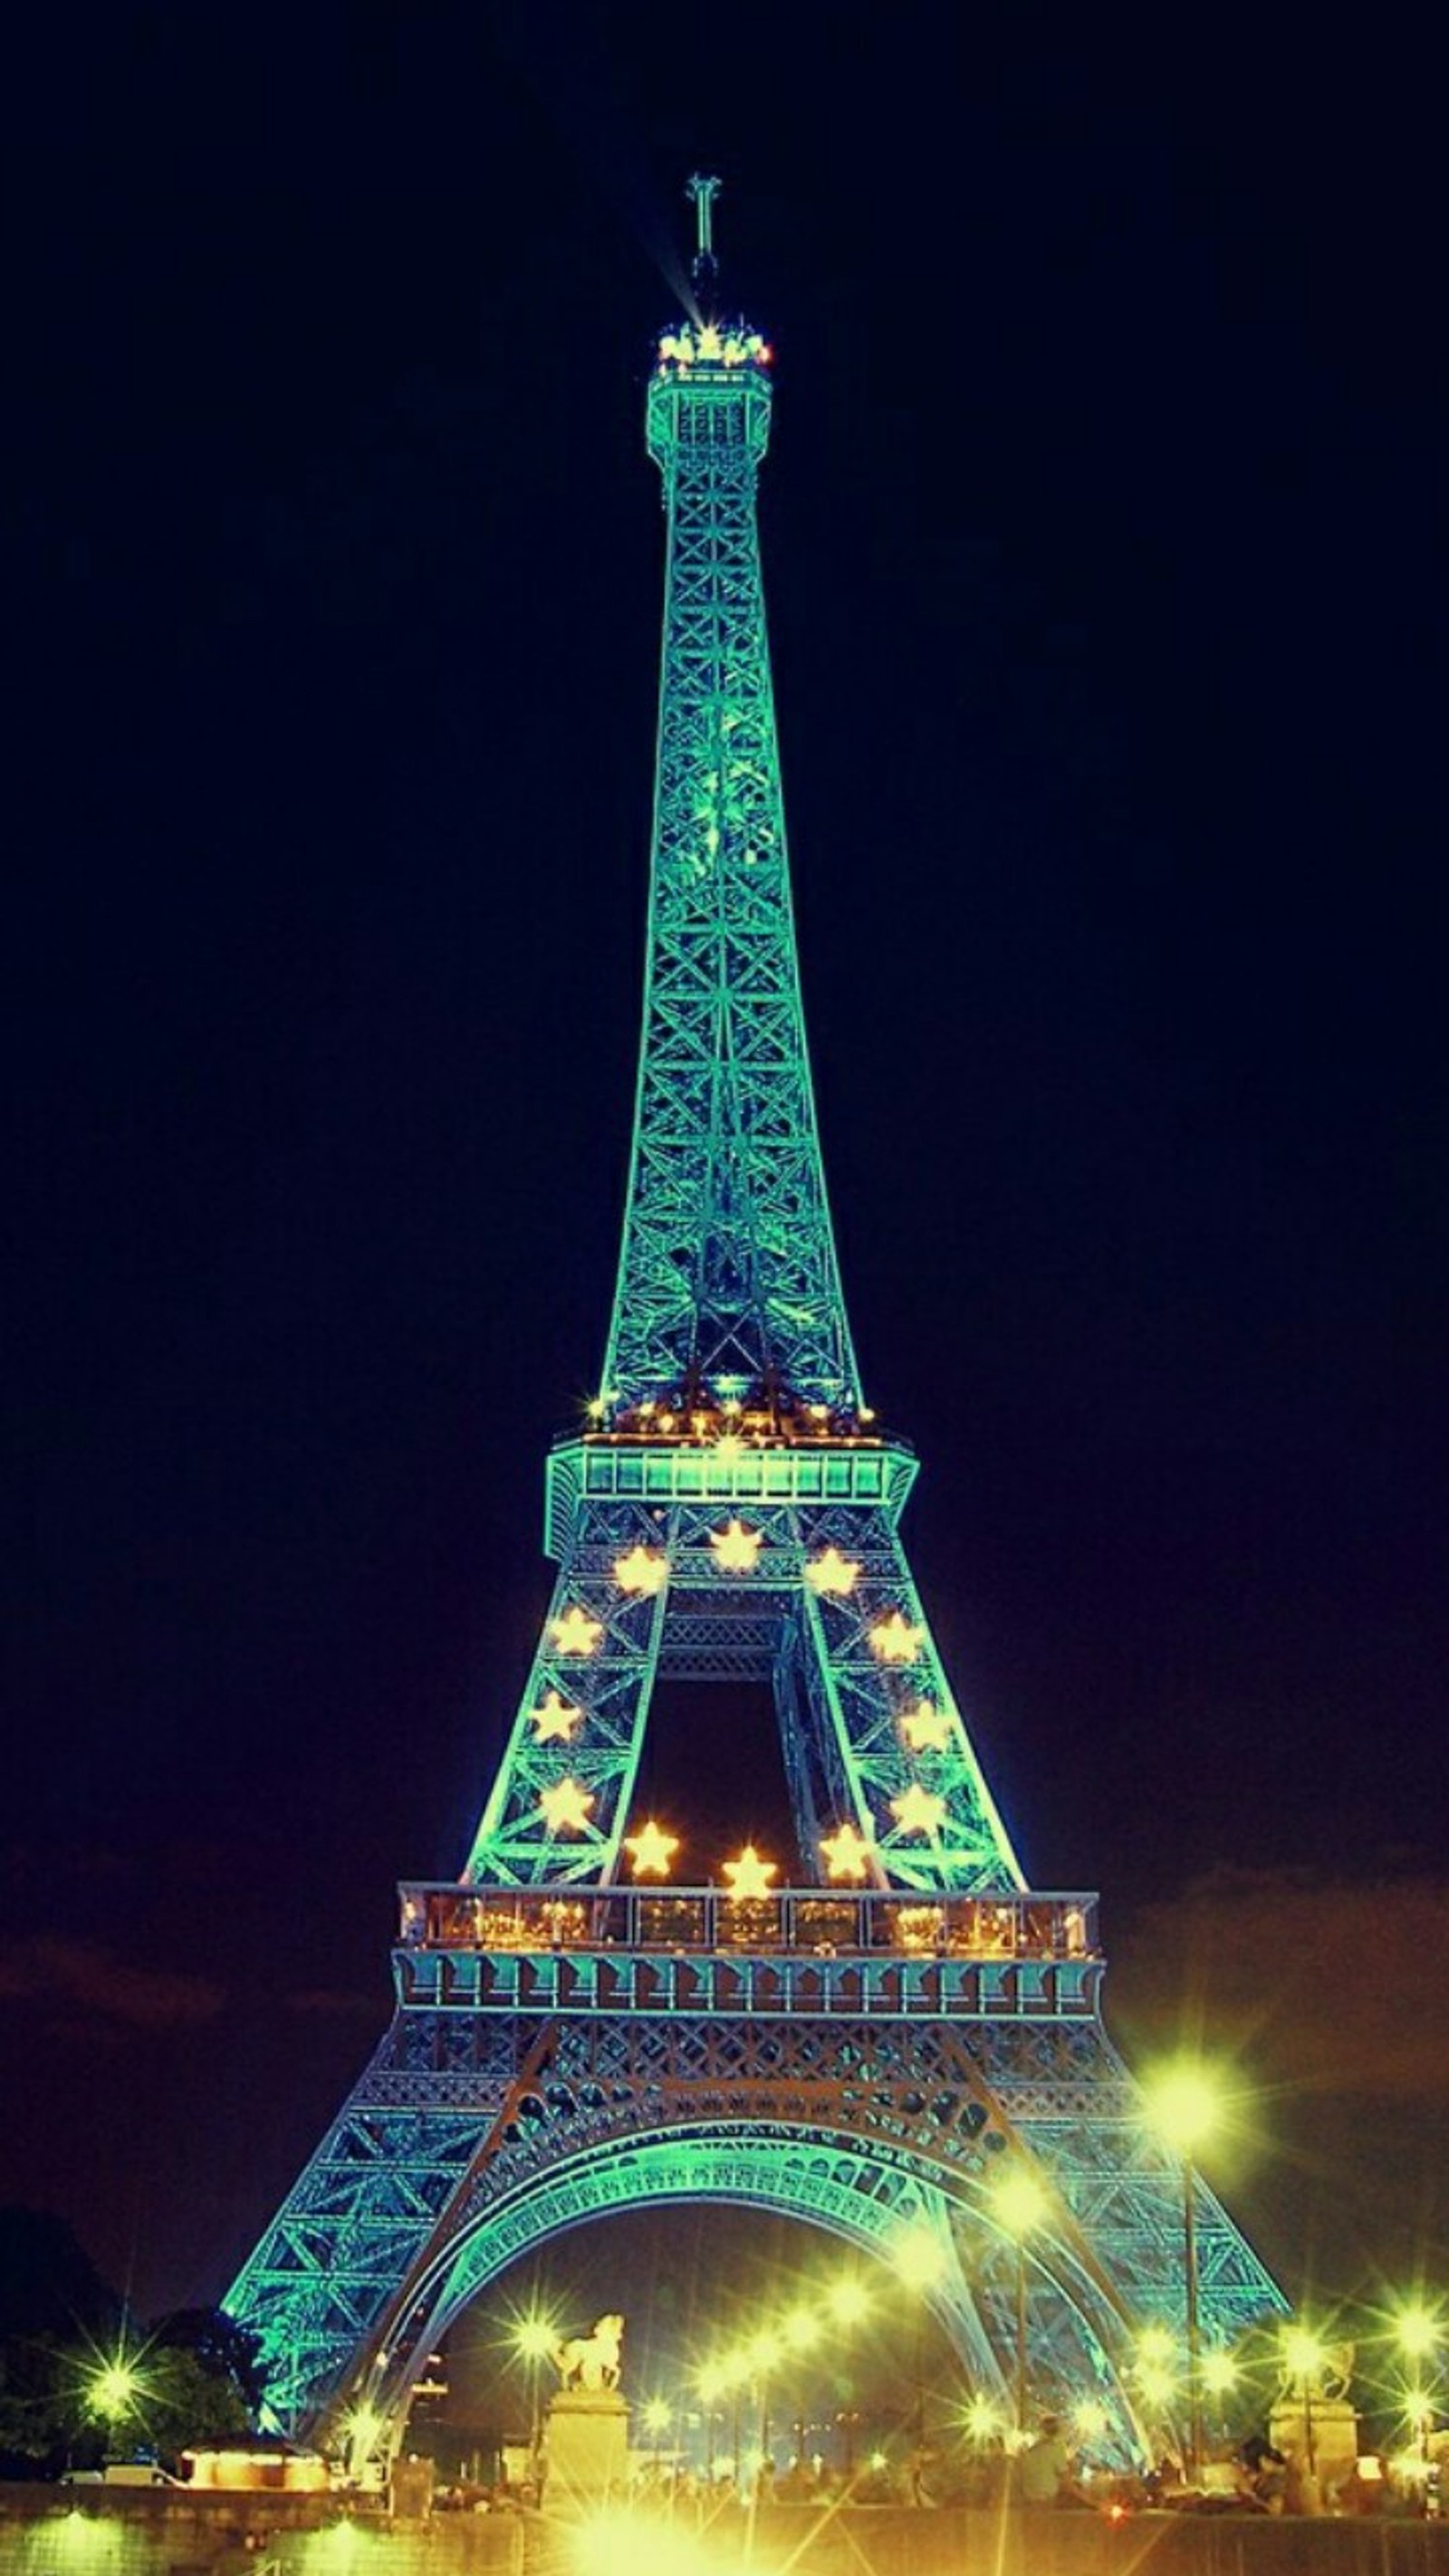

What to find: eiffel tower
left=226, top=178, right=1281, bottom=2464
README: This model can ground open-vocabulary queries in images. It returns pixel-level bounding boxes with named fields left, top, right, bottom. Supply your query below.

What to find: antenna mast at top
left=686, top=172, right=721, bottom=305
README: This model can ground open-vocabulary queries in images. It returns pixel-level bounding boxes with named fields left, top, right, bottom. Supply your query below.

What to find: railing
left=397, top=1884, right=1099, bottom=1963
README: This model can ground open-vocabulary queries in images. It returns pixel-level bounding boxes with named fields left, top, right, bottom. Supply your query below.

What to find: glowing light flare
left=344, top=2404, right=384, bottom=2457
left=569, top=2508, right=722, bottom=2576
left=530, top=1690, right=582, bottom=1744
left=1392, top=2304, right=1439, bottom=2360
left=892, top=2222, right=946, bottom=2291
left=825, top=2279, right=870, bottom=2328
left=642, top=2396, right=671, bottom=2437
left=1137, top=2325, right=1177, bottom=2368
left=708, top=1518, right=763, bottom=1572
left=551, top=1605, right=603, bottom=1656
left=539, top=1779, right=595, bottom=1835
left=624, top=1819, right=680, bottom=1878
left=88, top=2359, right=144, bottom=2421
left=804, top=1547, right=859, bottom=1596
left=1144, top=2062, right=1224, bottom=2157
left=1073, top=2399, right=1110, bottom=2440
left=899, top=1700, right=954, bottom=1753
left=991, top=2169, right=1049, bottom=2238
left=721, top=1843, right=777, bottom=1900
left=614, top=1545, right=668, bottom=1596
left=868, top=1611, right=924, bottom=1664
left=1281, top=2324, right=1328, bottom=2386
left=888, top=1783, right=946, bottom=1835
left=964, top=2394, right=1002, bottom=2442
left=513, top=2319, right=558, bottom=2363
left=1201, top=2350, right=1239, bottom=2396
left=820, top=1821, right=873, bottom=1881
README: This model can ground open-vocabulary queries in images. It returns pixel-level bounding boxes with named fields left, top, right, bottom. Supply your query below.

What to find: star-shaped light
left=820, top=1821, right=875, bottom=1883
left=614, top=1544, right=668, bottom=1596
left=899, top=1700, right=954, bottom=1753
left=709, top=1519, right=763, bottom=1573
left=889, top=1784, right=946, bottom=1835
left=551, top=1604, right=603, bottom=1656
left=624, top=1818, right=680, bottom=1878
left=539, top=1778, right=595, bottom=1835
left=805, top=1547, right=859, bottom=1597
left=530, top=1689, right=582, bottom=1745
left=715, top=1432, right=744, bottom=1462
left=721, top=1843, right=778, bottom=1901
left=869, top=1611, right=924, bottom=1664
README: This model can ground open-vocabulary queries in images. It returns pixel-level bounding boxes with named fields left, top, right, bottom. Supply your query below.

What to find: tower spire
left=686, top=170, right=721, bottom=303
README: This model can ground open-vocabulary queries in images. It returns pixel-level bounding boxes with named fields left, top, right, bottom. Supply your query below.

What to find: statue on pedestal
left=552, top=2314, right=624, bottom=2393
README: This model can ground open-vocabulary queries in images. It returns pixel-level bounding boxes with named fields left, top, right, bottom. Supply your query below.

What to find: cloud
left=1108, top=1866, right=1449, bottom=2103
left=0, top=1937, right=223, bottom=2029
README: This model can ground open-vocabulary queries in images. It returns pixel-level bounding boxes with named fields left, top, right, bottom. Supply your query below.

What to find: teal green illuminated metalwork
left=226, top=181, right=1282, bottom=2467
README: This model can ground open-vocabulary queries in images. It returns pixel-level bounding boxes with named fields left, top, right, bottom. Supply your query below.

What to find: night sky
left=6, top=5, right=1446, bottom=2352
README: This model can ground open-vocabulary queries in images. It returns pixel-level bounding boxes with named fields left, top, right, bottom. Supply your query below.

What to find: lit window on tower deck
left=398, top=1886, right=1099, bottom=1961
left=583, top=1386, right=881, bottom=1446
left=656, top=325, right=773, bottom=376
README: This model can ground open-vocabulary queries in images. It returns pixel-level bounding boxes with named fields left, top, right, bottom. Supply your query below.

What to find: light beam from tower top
left=686, top=170, right=721, bottom=303
left=667, top=172, right=772, bottom=378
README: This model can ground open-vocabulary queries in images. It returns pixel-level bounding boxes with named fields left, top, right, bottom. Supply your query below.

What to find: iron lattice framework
left=226, top=187, right=1282, bottom=2464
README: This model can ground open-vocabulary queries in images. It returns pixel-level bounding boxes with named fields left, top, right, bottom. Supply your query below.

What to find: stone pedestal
left=1270, top=2396, right=1359, bottom=2503
left=542, top=2389, right=629, bottom=2511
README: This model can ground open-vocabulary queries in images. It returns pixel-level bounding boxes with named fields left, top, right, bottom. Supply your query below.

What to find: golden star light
left=624, top=1818, right=680, bottom=1878
left=709, top=1519, right=763, bottom=1573
left=804, top=1547, right=859, bottom=1597
left=530, top=1689, right=582, bottom=1745
left=899, top=1700, right=954, bottom=1753
left=869, top=1610, right=924, bottom=1663
left=721, top=1843, right=778, bottom=1900
left=539, top=1778, right=595, bottom=1834
left=820, top=1821, right=874, bottom=1882
left=614, top=1544, right=668, bottom=1595
left=551, top=1604, right=603, bottom=1656
left=888, top=1783, right=946, bottom=1835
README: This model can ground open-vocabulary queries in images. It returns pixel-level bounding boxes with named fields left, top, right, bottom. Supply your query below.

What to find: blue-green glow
left=225, top=201, right=1284, bottom=2470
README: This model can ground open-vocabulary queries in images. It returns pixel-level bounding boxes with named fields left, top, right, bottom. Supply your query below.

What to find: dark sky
left=6, top=5, right=1446, bottom=2343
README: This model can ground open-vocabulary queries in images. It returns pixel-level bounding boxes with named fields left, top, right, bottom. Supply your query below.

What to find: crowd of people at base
left=600, top=2419, right=1443, bottom=2521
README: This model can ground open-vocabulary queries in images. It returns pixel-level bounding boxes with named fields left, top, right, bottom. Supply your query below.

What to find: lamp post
left=697, top=2363, right=726, bottom=2485
left=1391, top=2305, right=1440, bottom=2465
left=892, top=2221, right=947, bottom=2467
left=1145, top=2062, right=1223, bottom=2478
left=87, top=2354, right=145, bottom=2465
left=1282, top=2325, right=1326, bottom=2483
left=749, top=2330, right=782, bottom=2480
left=513, top=2316, right=557, bottom=2464
left=990, top=2168, right=1049, bottom=2435
left=782, top=2303, right=820, bottom=2471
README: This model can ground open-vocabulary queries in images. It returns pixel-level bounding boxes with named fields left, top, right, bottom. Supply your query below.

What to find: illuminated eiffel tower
left=227, top=179, right=1281, bottom=2463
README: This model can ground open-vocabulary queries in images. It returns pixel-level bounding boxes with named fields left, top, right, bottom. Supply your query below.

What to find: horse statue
left=553, top=2313, right=624, bottom=2391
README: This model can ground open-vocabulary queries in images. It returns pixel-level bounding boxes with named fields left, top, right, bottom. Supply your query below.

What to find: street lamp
left=749, top=2330, right=782, bottom=2477
left=826, top=2277, right=870, bottom=2330
left=1144, top=2060, right=1223, bottom=2478
left=88, top=2359, right=143, bottom=2426
left=696, top=2362, right=727, bottom=2484
left=1391, top=2305, right=1440, bottom=2464
left=86, top=2353, right=146, bottom=2465
left=892, top=2221, right=946, bottom=2456
left=990, top=2167, right=1049, bottom=2433
left=513, top=2316, right=557, bottom=2458
left=1281, top=2324, right=1327, bottom=2483
left=782, top=2303, right=820, bottom=2466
